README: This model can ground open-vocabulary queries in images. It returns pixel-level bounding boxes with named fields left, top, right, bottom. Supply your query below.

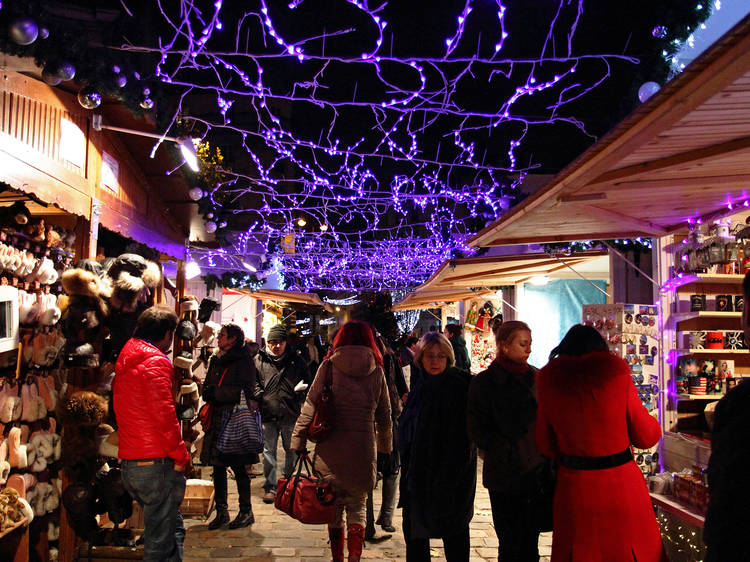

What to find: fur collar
left=540, top=351, right=629, bottom=382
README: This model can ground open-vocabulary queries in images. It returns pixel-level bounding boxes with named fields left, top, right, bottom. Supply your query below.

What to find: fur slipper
left=0, top=439, right=9, bottom=484
left=8, top=427, right=27, bottom=469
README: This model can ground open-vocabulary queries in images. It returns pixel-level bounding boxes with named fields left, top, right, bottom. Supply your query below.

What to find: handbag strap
left=217, top=368, right=228, bottom=387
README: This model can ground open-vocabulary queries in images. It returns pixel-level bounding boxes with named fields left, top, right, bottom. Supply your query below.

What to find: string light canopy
left=119, top=0, right=704, bottom=289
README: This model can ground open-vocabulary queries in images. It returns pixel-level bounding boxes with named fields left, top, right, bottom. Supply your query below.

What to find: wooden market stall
left=465, top=12, right=750, bottom=555
left=0, top=69, right=194, bottom=561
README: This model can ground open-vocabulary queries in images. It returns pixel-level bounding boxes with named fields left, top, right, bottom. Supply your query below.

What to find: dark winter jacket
left=200, top=345, right=260, bottom=467
left=705, top=382, right=750, bottom=562
left=451, top=335, right=471, bottom=374
left=385, top=352, right=408, bottom=411
left=398, top=366, right=476, bottom=539
left=254, top=348, right=312, bottom=423
left=467, top=356, right=543, bottom=491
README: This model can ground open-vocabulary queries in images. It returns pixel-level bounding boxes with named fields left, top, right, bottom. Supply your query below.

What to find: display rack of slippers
left=0, top=223, right=73, bottom=561
left=175, top=298, right=221, bottom=484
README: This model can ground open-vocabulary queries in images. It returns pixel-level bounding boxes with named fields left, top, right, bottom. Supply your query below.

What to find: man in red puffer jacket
left=113, top=305, right=189, bottom=562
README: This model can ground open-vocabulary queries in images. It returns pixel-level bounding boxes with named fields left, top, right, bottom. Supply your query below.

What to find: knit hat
left=267, top=325, right=287, bottom=342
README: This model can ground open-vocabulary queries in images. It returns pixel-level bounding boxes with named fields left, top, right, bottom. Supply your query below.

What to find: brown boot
left=347, top=523, right=365, bottom=562
left=328, top=526, right=345, bottom=562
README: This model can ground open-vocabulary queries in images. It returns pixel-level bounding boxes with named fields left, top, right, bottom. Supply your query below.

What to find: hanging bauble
left=115, top=74, right=127, bottom=88
left=140, top=97, right=154, bottom=110
left=56, top=62, right=76, bottom=81
left=638, top=81, right=660, bottom=103
left=219, top=220, right=227, bottom=228
left=206, top=212, right=214, bottom=219
left=41, top=68, right=61, bottom=86
left=651, top=25, right=667, bottom=39
left=39, top=27, right=50, bottom=40
left=188, top=187, right=204, bottom=201
left=205, top=221, right=218, bottom=233
left=8, top=16, right=39, bottom=46
left=77, top=86, right=102, bottom=110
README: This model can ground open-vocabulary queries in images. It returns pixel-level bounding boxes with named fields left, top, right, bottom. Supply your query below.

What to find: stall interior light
left=185, top=260, right=202, bottom=280
left=178, top=138, right=200, bottom=172
left=529, top=275, right=550, bottom=286
left=241, top=260, right=257, bottom=272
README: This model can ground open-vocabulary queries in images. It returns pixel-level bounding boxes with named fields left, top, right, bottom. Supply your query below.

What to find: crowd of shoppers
left=110, top=300, right=722, bottom=562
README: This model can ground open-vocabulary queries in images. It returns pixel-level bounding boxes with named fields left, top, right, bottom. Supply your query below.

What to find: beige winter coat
left=291, top=345, right=392, bottom=494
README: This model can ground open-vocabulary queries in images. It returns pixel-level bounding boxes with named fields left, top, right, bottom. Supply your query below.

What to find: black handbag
left=308, top=363, right=334, bottom=443
left=534, top=460, right=556, bottom=532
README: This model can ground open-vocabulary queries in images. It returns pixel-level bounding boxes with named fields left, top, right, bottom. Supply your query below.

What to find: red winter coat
left=113, top=338, right=189, bottom=466
left=535, top=351, right=665, bottom=562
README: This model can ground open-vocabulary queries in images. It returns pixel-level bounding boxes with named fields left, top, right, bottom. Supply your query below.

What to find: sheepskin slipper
left=0, top=439, right=9, bottom=484
left=37, top=375, right=57, bottom=411
left=20, top=381, right=39, bottom=422
left=48, top=519, right=59, bottom=541
left=8, top=427, right=28, bottom=469
left=17, top=497, right=33, bottom=525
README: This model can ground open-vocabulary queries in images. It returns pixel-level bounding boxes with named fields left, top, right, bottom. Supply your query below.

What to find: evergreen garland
left=201, top=271, right=265, bottom=292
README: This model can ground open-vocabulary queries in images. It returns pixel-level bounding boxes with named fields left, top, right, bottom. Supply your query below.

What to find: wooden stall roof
left=235, top=288, right=332, bottom=310
left=418, top=251, right=609, bottom=290
left=392, top=288, right=495, bottom=311
left=469, top=14, right=750, bottom=247
left=0, top=69, right=191, bottom=259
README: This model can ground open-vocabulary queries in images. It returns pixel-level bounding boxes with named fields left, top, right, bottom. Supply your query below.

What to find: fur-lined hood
left=539, top=351, right=629, bottom=386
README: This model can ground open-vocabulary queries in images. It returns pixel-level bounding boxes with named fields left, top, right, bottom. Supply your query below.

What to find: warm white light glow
left=529, top=275, right=550, bottom=286
left=185, top=260, right=202, bottom=280
left=242, top=261, right=257, bottom=272
left=297, top=218, right=307, bottom=227
left=179, top=138, right=200, bottom=172
left=319, top=224, right=328, bottom=231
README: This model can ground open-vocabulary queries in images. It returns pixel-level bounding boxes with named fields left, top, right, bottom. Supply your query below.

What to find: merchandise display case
left=582, top=303, right=661, bottom=477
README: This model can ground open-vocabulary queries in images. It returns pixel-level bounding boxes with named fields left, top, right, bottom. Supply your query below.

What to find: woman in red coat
left=535, top=325, right=665, bottom=562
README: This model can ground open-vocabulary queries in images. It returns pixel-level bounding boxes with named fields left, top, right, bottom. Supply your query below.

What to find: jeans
left=262, top=418, right=297, bottom=492
left=121, top=458, right=186, bottom=562
left=402, top=505, right=470, bottom=562
left=489, top=488, right=540, bottom=562
left=213, top=465, right=251, bottom=512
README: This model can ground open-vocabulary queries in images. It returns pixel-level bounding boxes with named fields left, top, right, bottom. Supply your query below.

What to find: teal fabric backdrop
left=519, top=279, right=607, bottom=369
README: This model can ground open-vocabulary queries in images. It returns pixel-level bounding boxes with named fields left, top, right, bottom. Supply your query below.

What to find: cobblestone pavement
left=183, top=462, right=552, bottom=561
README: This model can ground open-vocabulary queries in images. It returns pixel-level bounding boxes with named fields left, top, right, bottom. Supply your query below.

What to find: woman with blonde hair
left=291, top=321, right=392, bottom=562
left=467, top=320, right=550, bottom=561
left=398, top=331, right=476, bottom=561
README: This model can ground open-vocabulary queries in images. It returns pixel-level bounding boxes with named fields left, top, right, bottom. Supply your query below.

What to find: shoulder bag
left=307, top=362, right=334, bottom=443
left=274, top=452, right=336, bottom=524
left=198, top=368, right=227, bottom=432
left=216, top=390, right=264, bottom=455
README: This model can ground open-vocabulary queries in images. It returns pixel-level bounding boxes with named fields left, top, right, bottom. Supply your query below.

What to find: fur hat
left=176, top=320, right=197, bottom=342
left=107, top=254, right=147, bottom=281
left=173, top=351, right=193, bottom=370
left=58, top=391, right=107, bottom=428
left=62, top=269, right=101, bottom=299
left=198, top=297, right=221, bottom=323
left=141, top=261, right=161, bottom=289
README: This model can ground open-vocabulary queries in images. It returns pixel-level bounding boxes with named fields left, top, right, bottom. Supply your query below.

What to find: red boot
left=347, top=523, right=365, bottom=562
left=328, top=526, right=345, bottom=562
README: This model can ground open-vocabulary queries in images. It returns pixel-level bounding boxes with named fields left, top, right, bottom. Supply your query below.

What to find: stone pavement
left=182, top=462, right=552, bottom=561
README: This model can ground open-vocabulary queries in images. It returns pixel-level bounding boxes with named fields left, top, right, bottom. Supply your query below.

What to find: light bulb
left=242, top=261, right=257, bottom=272
left=185, top=260, right=202, bottom=280
left=297, top=218, right=307, bottom=227
left=319, top=224, right=328, bottom=231
left=529, top=275, right=550, bottom=286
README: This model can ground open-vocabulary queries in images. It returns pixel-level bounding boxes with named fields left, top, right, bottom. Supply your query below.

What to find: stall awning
left=234, top=288, right=332, bottom=311
left=392, top=288, right=495, bottom=311
left=417, top=251, right=609, bottom=290
left=469, top=14, right=750, bottom=247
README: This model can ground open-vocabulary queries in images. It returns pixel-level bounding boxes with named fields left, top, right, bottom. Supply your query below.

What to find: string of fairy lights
left=124, top=0, right=713, bottom=290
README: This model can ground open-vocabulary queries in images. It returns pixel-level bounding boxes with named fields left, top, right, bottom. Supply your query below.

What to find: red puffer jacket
left=113, top=338, right=189, bottom=466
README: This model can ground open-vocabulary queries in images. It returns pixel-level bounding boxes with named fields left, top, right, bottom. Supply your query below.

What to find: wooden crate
left=180, top=480, right=214, bottom=517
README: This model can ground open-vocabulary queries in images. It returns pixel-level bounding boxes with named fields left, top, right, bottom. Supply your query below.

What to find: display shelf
left=650, top=492, right=705, bottom=528
left=677, top=394, right=723, bottom=401
left=669, top=273, right=745, bottom=290
left=674, top=348, right=750, bottom=355
left=671, top=311, right=742, bottom=323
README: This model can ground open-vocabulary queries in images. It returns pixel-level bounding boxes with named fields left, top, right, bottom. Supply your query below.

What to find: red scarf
left=495, top=352, right=529, bottom=375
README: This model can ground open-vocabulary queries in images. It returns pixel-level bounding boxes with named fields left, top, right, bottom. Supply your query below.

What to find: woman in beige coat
left=291, top=320, right=392, bottom=562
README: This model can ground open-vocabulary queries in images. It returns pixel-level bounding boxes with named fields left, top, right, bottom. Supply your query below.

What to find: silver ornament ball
left=56, top=62, right=76, bottom=81
left=219, top=220, right=227, bottom=228
left=140, top=97, right=154, bottom=110
left=39, top=27, right=49, bottom=40
left=651, top=26, right=667, bottom=39
left=42, top=68, right=61, bottom=86
left=114, top=74, right=127, bottom=88
left=77, top=86, right=102, bottom=110
left=9, top=16, right=38, bottom=45
left=188, top=187, right=204, bottom=201
left=205, top=221, right=218, bottom=234
left=638, top=81, right=660, bottom=103
left=206, top=213, right=214, bottom=219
